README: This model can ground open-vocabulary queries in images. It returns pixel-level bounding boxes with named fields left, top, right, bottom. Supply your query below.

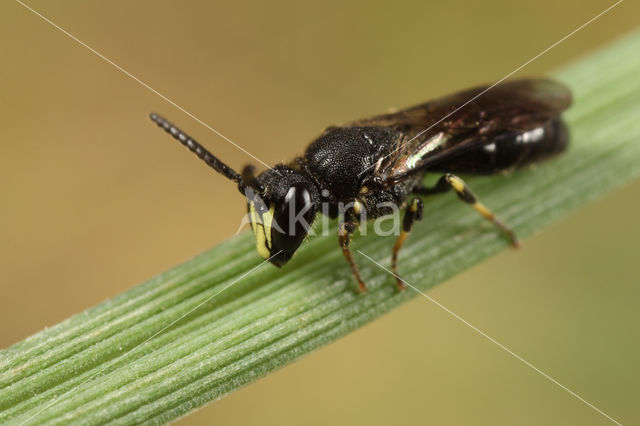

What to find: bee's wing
left=340, top=79, right=571, bottom=182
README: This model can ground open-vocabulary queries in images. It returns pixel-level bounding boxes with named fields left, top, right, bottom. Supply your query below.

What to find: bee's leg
left=414, top=173, right=520, bottom=248
left=338, top=219, right=367, bottom=292
left=392, top=197, right=424, bottom=290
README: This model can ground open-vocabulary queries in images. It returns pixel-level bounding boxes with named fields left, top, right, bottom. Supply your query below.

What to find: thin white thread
left=15, top=0, right=274, bottom=172
left=357, top=250, right=623, bottom=426
left=359, top=0, right=624, bottom=178
left=17, top=252, right=281, bottom=425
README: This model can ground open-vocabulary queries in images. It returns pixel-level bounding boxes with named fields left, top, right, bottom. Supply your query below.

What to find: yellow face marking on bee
left=359, top=186, right=369, bottom=194
left=249, top=202, right=275, bottom=259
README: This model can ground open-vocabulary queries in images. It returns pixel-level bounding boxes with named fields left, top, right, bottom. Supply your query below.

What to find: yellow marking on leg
left=472, top=202, right=495, bottom=221
left=392, top=197, right=423, bottom=290
left=472, top=202, right=519, bottom=248
left=448, top=175, right=466, bottom=193
left=339, top=222, right=366, bottom=292
left=393, top=231, right=408, bottom=252
left=353, top=200, right=364, bottom=215
left=392, top=230, right=409, bottom=291
left=445, top=174, right=519, bottom=249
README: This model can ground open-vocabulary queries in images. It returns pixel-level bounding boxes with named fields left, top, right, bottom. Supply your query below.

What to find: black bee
left=150, top=78, right=571, bottom=292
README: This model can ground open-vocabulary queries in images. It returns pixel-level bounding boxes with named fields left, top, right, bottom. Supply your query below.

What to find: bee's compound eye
left=270, top=183, right=316, bottom=265
left=283, top=183, right=312, bottom=212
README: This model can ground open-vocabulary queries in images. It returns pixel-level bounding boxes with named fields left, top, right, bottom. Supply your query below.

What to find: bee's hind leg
left=414, top=173, right=520, bottom=248
left=392, top=197, right=424, bottom=290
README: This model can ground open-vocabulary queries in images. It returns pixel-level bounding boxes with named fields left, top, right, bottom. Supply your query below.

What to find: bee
left=150, top=78, right=571, bottom=292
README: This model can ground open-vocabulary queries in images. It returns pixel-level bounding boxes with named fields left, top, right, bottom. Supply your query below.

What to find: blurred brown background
left=1, top=1, right=639, bottom=424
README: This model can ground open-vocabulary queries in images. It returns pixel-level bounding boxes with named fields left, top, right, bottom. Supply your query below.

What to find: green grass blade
left=2, top=28, right=640, bottom=425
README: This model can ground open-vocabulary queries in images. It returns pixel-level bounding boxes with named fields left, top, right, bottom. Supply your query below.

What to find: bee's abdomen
left=430, top=118, right=569, bottom=174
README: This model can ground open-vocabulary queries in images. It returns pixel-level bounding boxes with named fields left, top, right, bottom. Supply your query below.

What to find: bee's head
left=245, top=166, right=319, bottom=267
left=148, top=114, right=319, bottom=267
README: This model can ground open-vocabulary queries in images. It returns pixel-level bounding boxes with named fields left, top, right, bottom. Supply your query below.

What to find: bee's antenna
left=150, top=113, right=243, bottom=187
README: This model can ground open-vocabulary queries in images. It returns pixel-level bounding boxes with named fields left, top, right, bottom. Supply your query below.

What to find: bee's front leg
left=338, top=218, right=366, bottom=292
